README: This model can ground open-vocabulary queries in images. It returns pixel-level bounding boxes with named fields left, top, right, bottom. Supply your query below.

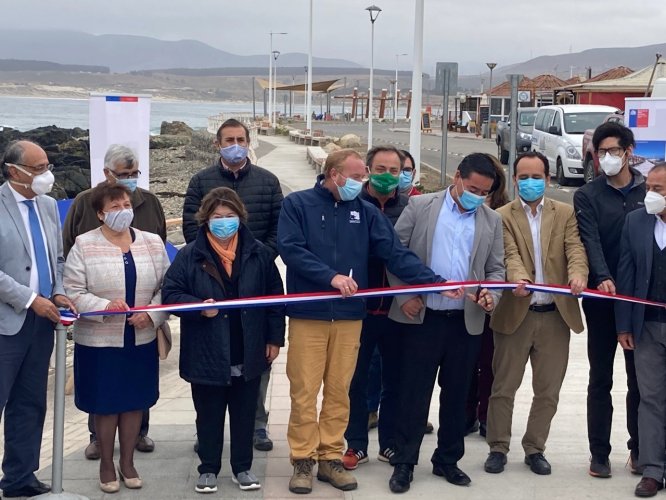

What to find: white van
left=531, top=104, right=619, bottom=185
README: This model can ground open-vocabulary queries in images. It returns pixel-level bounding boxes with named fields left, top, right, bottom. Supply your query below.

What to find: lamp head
left=486, top=62, right=497, bottom=71
left=273, top=50, right=280, bottom=61
left=366, top=4, right=382, bottom=22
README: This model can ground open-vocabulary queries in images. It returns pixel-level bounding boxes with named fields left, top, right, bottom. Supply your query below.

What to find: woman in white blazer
left=64, top=182, right=169, bottom=493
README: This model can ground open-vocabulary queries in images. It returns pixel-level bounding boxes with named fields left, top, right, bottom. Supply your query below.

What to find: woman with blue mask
left=162, top=187, right=285, bottom=495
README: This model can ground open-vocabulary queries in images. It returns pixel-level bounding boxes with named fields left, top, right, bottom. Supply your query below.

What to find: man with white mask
left=616, top=163, right=666, bottom=497
left=573, top=122, right=646, bottom=479
left=0, top=140, right=76, bottom=498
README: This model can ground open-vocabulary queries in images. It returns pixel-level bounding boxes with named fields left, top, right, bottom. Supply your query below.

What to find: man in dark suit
left=0, top=140, right=76, bottom=498
left=616, top=163, right=666, bottom=498
left=386, top=153, right=505, bottom=493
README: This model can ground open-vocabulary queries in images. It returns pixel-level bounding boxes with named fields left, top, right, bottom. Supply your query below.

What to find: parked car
left=580, top=112, right=626, bottom=183
left=531, top=104, right=619, bottom=185
left=495, top=107, right=538, bottom=164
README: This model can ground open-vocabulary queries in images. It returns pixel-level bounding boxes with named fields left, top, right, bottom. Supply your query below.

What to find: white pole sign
left=89, top=93, right=151, bottom=190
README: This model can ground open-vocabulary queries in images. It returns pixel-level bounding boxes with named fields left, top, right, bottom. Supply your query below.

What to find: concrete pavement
left=3, top=135, right=641, bottom=498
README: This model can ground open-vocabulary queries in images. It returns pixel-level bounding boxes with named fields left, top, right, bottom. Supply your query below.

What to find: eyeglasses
left=596, top=147, right=624, bottom=157
left=7, top=163, right=53, bottom=175
left=108, top=169, right=141, bottom=180
left=339, top=171, right=369, bottom=183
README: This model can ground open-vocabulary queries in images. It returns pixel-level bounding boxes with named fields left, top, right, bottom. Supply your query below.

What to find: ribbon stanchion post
left=36, top=322, right=89, bottom=500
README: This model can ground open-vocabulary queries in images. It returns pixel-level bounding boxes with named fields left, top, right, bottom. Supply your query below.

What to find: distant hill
left=0, top=30, right=362, bottom=73
left=0, top=59, right=109, bottom=73
left=458, top=42, right=666, bottom=92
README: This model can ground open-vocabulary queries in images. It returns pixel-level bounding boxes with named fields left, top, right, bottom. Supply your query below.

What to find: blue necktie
left=23, top=200, right=52, bottom=298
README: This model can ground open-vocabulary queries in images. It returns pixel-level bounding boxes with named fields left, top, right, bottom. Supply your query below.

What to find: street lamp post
left=366, top=4, right=381, bottom=150
left=394, top=52, right=407, bottom=128
left=268, top=31, right=287, bottom=127
left=485, top=62, right=497, bottom=138
left=272, top=50, right=280, bottom=127
left=303, top=66, right=308, bottom=124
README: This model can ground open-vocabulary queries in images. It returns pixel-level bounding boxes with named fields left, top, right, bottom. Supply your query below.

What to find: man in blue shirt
left=386, top=153, right=505, bottom=493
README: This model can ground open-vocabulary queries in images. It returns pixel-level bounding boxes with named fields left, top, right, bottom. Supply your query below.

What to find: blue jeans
left=344, top=314, right=401, bottom=453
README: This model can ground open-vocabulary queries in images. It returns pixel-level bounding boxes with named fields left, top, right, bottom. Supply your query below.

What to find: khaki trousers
left=486, top=310, right=570, bottom=456
left=287, top=318, right=362, bottom=461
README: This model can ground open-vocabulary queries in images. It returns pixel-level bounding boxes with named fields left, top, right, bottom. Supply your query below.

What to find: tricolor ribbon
left=59, top=281, right=666, bottom=324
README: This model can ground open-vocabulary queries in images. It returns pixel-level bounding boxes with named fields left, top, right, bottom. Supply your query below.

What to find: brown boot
left=317, top=459, right=358, bottom=491
left=289, top=458, right=315, bottom=494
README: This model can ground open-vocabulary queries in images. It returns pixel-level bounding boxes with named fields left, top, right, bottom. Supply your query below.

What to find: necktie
left=23, top=200, right=52, bottom=298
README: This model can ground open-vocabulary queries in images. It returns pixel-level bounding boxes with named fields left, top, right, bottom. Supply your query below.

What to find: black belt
left=426, top=308, right=464, bottom=318
left=528, top=303, right=556, bottom=313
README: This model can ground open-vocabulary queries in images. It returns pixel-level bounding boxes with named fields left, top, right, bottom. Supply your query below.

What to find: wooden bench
left=306, top=146, right=328, bottom=175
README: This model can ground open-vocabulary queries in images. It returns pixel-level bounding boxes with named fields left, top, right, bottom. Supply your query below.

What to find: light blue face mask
left=117, top=178, right=138, bottom=193
left=399, top=171, right=413, bottom=190
left=337, top=176, right=363, bottom=201
left=208, top=216, right=240, bottom=239
left=220, top=144, right=248, bottom=165
left=457, top=184, right=486, bottom=211
left=517, top=178, right=546, bottom=202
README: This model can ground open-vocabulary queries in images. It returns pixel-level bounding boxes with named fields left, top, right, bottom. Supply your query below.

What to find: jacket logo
left=349, top=211, right=361, bottom=223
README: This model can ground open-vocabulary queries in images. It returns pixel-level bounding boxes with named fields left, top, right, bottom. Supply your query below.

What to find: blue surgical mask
left=117, top=178, right=138, bottom=193
left=517, top=178, right=546, bottom=202
left=337, top=176, right=363, bottom=201
left=209, top=217, right=240, bottom=239
left=457, top=182, right=486, bottom=211
left=399, top=171, right=413, bottom=190
left=220, top=144, right=248, bottom=165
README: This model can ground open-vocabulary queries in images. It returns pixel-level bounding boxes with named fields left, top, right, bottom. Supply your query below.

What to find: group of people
left=0, top=118, right=665, bottom=499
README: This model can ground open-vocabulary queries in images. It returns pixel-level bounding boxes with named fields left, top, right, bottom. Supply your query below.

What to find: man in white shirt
left=0, top=140, right=75, bottom=498
left=484, top=152, right=588, bottom=476
left=616, top=163, right=666, bottom=497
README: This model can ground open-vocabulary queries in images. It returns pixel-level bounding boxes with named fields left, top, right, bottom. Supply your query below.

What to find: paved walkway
left=3, top=135, right=641, bottom=498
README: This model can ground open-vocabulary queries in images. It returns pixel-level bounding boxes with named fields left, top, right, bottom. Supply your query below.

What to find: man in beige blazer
left=484, top=151, right=588, bottom=477
left=386, top=153, right=505, bottom=493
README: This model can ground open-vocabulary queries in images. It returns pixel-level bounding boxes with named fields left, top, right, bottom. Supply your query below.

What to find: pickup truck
left=581, top=112, right=624, bottom=183
left=495, top=107, right=538, bottom=164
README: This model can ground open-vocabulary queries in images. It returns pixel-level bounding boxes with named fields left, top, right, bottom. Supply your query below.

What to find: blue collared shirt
left=426, top=188, right=476, bottom=310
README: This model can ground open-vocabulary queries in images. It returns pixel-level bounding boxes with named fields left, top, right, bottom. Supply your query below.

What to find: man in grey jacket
left=0, top=140, right=76, bottom=498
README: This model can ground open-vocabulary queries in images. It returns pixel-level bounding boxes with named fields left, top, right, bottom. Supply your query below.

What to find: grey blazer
left=388, top=190, right=505, bottom=335
left=0, top=182, right=65, bottom=335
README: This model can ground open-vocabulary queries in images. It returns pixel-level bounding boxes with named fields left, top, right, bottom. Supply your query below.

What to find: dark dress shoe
left=635, top=477, right=663, bottom=497
left=3, top=480, right=51, bottom=497
left=136, top=435, right=155, bottom=452
left=484, top=451, right=507, bottom=473
left=524, top=453, right=551, bottom=475
left=479, top=422, right=487, bottom=437
left=432, top=463, right=471, bottom=486
left=465, top=419, right=479, bottom=436
left=389, top=464, right=413, bottom=494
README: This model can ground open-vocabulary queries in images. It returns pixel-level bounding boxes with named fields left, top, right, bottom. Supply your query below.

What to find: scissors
left=473, top=270, right=482, bottom=303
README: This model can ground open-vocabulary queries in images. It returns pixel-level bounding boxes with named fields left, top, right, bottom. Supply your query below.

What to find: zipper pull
left=321, top=214, right=325, bottom=228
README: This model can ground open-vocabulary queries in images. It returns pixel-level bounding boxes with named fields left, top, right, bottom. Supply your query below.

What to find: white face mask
left=599, top=152, right=624, bottom=177
left=645, top=191, right=666, bottom=215
left=9, top=164, right=55, bottom=196
left=103, top=208, right=134, bottom=232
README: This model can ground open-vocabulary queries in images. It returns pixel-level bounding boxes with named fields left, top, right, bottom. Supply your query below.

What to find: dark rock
left=150, top=134, right=191, bottom=149
left=160, top=121, right=193, bottom=137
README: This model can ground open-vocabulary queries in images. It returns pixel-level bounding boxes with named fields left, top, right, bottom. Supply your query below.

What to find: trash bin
left=481, top=122, right=489, bottom=139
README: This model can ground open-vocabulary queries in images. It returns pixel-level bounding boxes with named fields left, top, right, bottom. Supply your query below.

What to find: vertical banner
left=625, top=97, right=666, bottom=176
left=89, top=93, right=151, bottom=190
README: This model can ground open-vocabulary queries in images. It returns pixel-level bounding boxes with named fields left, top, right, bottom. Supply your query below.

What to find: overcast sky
left=5, top=0, right=665, bottom=74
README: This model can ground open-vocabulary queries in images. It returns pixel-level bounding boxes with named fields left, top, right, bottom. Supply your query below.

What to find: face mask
left=209, top=216, right=240, bottom=239
left=220, top=144, right=248, bottom=165
left=103, top=208, right=134, bottom=232
left=369, top=172, right=400, bottom=195
left=599, top=152, right=624, bottom=177
left=399, top=171, right=413, bottom=190
left=336, top=175, right=364, bottom=201
left=117, top=178, right=138, bottom=193
left=10, top=165, right=55, bottom=196
left=456, top=181, right=486, bottom=211
left=645, top=191, right=666, bottom=215
left=517, top=178, right=546, bottom=202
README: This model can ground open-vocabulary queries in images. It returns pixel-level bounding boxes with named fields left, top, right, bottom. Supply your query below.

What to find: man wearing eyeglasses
left=0, top=140, right=77, bottom=498
left=62, top=143, right=166, bottom=460
left=573, top=122, right=646, bottom=478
